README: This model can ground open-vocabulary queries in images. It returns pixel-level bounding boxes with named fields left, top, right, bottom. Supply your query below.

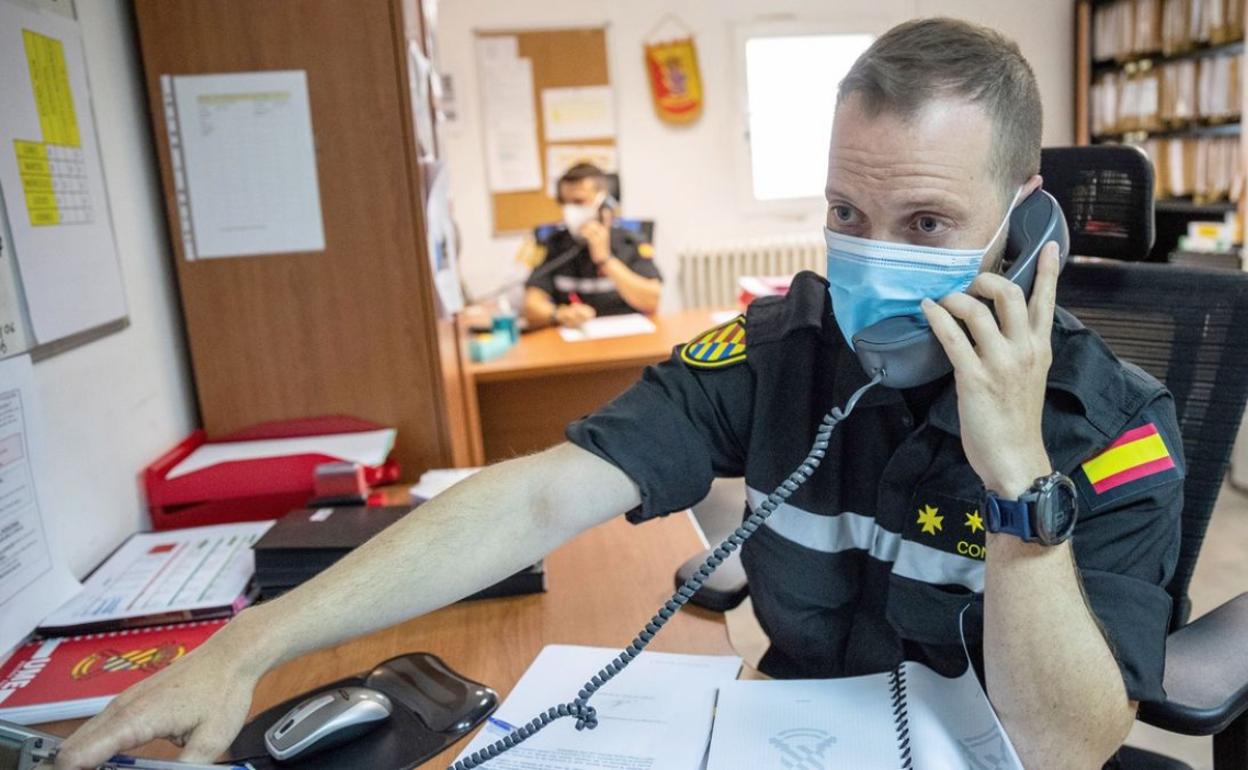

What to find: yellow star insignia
left=964, top=510, right=984, bottom=534
left=916, top=504, right=943, bottom=536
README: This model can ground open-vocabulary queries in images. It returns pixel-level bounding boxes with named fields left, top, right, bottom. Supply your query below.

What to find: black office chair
left=1041, top=145, right=1248, bottom=770
left=679, top=146, right=1248, bottom=768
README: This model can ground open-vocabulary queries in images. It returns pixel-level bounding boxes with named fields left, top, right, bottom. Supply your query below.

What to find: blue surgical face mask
left=825, top=187, right=1023, bottom=349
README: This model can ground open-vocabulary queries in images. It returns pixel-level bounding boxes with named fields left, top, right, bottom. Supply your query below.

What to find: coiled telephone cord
left=450, top=372, right=885, bottom=769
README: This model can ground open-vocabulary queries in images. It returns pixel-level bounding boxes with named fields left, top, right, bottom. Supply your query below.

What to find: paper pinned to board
left=541, top=85, right=616, bottom=142
left=0, top=190, right=32, bottom=358
left=545, top=144, right=618, bottom=197
left=0, top=2, right=127, bottom=344
left=476, top=36, right=542, bottom=193
left=558, top=313, right=657, bottom=342
left=165, top=428, right=397, bottom=480
left=0, top=354, right=81, bottom=656
left=162, top=70, right=325, bottom=260
left=454, top=645, right=741, bottom=770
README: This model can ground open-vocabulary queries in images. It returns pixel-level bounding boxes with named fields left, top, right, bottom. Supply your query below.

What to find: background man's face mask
left=562, top=192, right=605, bottom=236
left=825, top=186, right=1023, bottom=349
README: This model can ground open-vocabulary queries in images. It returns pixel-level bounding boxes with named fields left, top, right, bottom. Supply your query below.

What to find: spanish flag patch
left=680, top=315, right=747, bottom=369
left=1077, top=420, right=1181, bottom=507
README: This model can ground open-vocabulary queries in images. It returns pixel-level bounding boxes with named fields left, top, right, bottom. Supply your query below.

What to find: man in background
left=522, top=163, right=662, bottom=328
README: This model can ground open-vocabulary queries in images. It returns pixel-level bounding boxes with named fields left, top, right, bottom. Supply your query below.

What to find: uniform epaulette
left=744, top=270, right=829, bottom=346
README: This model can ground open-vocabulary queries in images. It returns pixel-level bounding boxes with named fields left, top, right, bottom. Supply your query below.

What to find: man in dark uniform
left=522, top=163, right=662, bottom=329
left=58, top=19, right=1179, bottom=770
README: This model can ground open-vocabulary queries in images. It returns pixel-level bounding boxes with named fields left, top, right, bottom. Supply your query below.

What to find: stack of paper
left=165, top=429, right=396, bottom=480
left=557, top=313, right=657, bottom=342
left=410, top=467, right=482, bottom=501
left=706, top=661, right=1023, bottom=770
left=454, top=645, right=741, bottom=769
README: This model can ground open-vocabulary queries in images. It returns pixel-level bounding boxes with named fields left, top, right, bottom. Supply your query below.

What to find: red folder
left=143, top=416, right=400, bottom=531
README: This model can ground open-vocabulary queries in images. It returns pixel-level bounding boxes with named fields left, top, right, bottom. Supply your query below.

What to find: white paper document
left=0, top=355, right=81, bottom=655
left=477, top=37, right=542, bottom=193
left=0, top=194, right=32, bottom=358
left=558, top=313, right=657, bottom=342
left=0, top=2, right=127, bottom=343
left=545, top=144, right=618, bottom=197
left=165, top=428, right=397, bottom=480
left=410, top=467, right=481, bottom=501
left=163, top=70, right=325, bottom=260
left=541, top=86, right=616, bottom=142
left=39, top=521, right=273, bottom=631
left=455, top=644, right=741, bottom=770
left=707, top=660, right=1023, bottom=770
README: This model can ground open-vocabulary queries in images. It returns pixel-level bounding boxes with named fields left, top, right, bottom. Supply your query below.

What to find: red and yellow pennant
left=644, top=37, right=703, bottom=125
left=1081, top=422, right=1175, bottom=494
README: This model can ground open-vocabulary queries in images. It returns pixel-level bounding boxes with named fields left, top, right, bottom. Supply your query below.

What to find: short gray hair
left=837, top=18, right=1042, bottom=197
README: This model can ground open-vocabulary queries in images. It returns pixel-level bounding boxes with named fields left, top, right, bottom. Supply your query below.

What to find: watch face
left=1036, top=475, right=1079, bottom=544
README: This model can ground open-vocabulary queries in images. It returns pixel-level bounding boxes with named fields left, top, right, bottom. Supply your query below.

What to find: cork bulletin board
left=476, top=26, right=615, bottom=233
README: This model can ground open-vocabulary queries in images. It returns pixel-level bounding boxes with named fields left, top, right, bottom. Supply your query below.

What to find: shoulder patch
left=680, top=315, right=746, bottom=369
left=637, top=242, right=655, bottom=259
left=1075, top=418, right=1182, bottom=510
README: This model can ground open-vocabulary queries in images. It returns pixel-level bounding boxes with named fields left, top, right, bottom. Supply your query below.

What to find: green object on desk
left=469, top=331, right=513, bottom=363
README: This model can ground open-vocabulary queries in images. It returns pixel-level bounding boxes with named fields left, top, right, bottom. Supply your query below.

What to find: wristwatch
left=984, top=471, right=1079, bottom=545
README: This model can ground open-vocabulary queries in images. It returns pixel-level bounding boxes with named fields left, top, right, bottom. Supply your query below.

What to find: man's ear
left=1022, top=173, right=1043, bottom=198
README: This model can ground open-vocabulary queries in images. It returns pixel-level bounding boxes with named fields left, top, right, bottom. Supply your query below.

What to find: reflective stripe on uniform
left=746, top=486, right=985, bottom=592
left=553, top=275, right=616, bottom=294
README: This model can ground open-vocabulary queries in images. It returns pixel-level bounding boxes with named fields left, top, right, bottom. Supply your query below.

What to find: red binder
left=143, top=416, right=400, bottom=531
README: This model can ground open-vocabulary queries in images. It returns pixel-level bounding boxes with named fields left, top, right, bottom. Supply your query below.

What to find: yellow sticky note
left=28, top=208, right=59, bottom=226
left=23, top=29, right=81, bottom=147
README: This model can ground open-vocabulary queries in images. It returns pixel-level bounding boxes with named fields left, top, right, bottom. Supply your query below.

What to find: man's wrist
left=226, top=604, right=286, bottom=677
left=982, top=449, right=1052, bottom=499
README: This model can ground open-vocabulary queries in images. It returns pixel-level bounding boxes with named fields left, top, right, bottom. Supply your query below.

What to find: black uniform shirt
left=567, top=270, right=1183, bottom=704
left=525, top=227, right=662, bottom=317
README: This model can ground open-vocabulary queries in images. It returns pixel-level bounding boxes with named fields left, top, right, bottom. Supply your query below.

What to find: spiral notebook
left=706, top=659, right=1023, bottom=770
left=0, top=620, right=226, bottom=725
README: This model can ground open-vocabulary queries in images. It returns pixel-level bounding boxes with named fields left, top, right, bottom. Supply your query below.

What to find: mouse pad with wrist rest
left=227, top=653, right=497, bottom=770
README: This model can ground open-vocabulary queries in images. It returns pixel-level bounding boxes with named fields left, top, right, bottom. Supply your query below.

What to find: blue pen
left=101, top=755, right=251, bottom=770
left=487, top=716, right=517, bottom=733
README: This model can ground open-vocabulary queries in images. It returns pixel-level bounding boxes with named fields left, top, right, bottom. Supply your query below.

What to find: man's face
left=558, top=178, right=603, bottom=207
left=825, top=94, right=1020, bottom=271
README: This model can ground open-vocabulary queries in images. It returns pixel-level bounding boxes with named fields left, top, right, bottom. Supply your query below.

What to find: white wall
left=30, top=0, right=197, bottom=576
left=438, top=0, right=1075, bottom=305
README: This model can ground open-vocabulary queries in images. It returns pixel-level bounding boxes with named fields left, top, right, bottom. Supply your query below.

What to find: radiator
left=677, top=234, right=825, bottom=308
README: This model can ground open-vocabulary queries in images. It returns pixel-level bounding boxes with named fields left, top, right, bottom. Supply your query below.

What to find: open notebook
left=706, top=658, right=1024, bottom=770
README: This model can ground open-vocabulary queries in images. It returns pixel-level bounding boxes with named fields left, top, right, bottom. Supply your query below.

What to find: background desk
left=36, top=509, right=730, bottom=768
left=462, top=309, right=733, bottom=463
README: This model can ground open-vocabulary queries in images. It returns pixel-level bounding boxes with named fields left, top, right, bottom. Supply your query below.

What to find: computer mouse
left=263, top=685, right=393, bottom=762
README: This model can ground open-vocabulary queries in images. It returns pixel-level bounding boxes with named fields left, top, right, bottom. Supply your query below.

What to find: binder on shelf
left=144, top=416, right=400, bottom=531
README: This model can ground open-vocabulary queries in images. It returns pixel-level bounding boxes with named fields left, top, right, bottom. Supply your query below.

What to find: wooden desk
left=463, top=309, right=732, bottom=463
left=36, top=511, right=729, bottom=768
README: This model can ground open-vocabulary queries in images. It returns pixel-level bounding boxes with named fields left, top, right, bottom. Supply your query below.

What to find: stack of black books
left=251, top=505, right=545, bottom=601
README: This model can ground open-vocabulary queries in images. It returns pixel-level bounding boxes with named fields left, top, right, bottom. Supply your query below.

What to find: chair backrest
left=1056, top=262, right=1248, bottom=628
left=1040, top=145, right=1156, bottom=261
left=1043, top=146, right=1248, bottom=629
left=533, top=219, right=656, bottom=245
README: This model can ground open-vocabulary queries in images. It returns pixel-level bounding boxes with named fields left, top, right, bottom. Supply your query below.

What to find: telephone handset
left=852, top=189, right=1071, bottom=389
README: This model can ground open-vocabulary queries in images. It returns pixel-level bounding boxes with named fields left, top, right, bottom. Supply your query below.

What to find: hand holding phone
left=580, top=220, right=611, bottom=265
left=921, top=242, right=1061, bottom=497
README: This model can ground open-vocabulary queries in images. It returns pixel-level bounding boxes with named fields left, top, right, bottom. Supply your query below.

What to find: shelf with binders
left=1154, top=197, right=1238, bottom=214
left=1092, top=119, right=1241, bottom=143
left=1092, top=38, right=1244, bottom=75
